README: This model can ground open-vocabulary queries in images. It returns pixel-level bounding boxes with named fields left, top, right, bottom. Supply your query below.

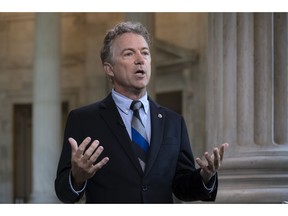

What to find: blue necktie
left=130, top=100, right=149, bottom=170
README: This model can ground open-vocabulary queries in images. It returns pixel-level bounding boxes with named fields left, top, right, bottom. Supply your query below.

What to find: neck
left=114, top=88, right=147, bottom=101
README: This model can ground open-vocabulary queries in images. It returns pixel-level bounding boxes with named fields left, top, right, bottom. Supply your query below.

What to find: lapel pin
left=158, top=113, right=162, bottom=118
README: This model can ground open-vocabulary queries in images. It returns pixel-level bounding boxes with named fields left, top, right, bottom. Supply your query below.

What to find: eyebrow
left=121, top=47, right=150, bottom=53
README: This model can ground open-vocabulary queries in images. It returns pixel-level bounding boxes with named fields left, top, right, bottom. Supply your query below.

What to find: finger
left=94, top=157, right=110, bottom=171
left=68, top=137, right=78, bottom=155
left=82, top=140, right=100, bottom=162
left=219, top=142, right=229, bottom=161
left=88, top=145, right=104, bottom=165
left=213, top=148, right=220, bottom=169
left=77, top=137, right=91, bottom=157
left=196, top=157, right=215, bottom=178
left=195, top=157, right=208, bottom=171
left=204, top=151, right=214, bottom=170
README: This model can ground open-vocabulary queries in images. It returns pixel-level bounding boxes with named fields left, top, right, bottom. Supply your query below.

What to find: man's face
left=105, top=32, right=151, bottom=97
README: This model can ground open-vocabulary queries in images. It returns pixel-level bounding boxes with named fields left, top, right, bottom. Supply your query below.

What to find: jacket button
left=142, top=185, right=148, bottom=191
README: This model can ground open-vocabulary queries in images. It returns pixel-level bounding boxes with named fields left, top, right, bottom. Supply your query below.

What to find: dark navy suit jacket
left=55, top=93, right=217, bottom=203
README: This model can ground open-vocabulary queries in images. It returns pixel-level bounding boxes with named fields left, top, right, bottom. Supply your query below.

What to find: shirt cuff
left=202, top=173, right=216, bottom=193
left=69, top=170, right=87, bottom=195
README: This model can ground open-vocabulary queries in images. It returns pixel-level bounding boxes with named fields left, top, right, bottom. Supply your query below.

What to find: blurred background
left=0, top=12, right=287, bottom=203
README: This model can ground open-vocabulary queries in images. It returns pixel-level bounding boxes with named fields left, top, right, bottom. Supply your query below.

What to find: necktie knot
left=130, top=100, right=142, bottom=111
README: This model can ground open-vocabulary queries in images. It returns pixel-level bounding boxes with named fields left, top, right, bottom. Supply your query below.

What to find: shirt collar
left=112, top=89, right=149, bottom=115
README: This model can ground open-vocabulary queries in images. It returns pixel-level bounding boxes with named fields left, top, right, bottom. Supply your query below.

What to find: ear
left=103, top=62, right=114, bottom=78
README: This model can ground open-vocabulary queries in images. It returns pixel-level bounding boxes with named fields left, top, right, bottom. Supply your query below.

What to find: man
left=55, top=21, right=229, bottom=203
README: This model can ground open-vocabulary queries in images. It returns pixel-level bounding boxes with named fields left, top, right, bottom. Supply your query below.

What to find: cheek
left=147, top=70, right=151, bottom=78
left=147, top=65, right=152, bottom=76
left=116, top=68, right=132, bottom=81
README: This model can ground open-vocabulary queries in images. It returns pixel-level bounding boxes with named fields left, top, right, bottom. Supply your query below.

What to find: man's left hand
left=196, top=143, right=229, bottom=184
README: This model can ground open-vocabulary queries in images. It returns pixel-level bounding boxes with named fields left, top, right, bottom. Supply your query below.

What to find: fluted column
left=206, top=13, right=224, bottom=150
left=30, top=13, right=61, bottom=203
left=254, top=13, right=273, bottom=146
left=237, top=13, right=254, bottom=147
left=222, top=13, right=237, bottom=148
left=125, top=13, right=156, bottom=99
left=274, top=13, right=288, bottom=145
left=206, top=12, right=288, bottom=203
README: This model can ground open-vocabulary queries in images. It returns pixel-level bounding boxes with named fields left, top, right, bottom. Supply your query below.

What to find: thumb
left=68, top=137, right=78, bottom=154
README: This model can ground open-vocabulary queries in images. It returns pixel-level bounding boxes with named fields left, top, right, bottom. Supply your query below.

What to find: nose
left=134, top=52, right=145, bottom=65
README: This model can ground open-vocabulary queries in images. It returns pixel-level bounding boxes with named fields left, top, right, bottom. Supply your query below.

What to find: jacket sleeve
left=172, top=117, right=218, bottom=202
left=54, top=110, right=85, bottom=203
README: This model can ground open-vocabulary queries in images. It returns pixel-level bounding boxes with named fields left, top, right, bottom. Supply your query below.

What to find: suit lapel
left=98, top=94, right=144, bottom=175
left=145, top=99, right=165, bottom=175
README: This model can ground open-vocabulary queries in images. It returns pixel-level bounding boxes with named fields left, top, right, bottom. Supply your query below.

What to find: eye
left=142, top=50, right=150, bottom=56
left=143, top=51, right=150, bottom=56
left=124, top=51, right=133, bottom=57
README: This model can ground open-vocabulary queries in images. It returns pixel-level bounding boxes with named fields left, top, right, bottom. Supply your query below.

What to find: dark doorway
left=13, top=104, right=32, bottom=203
left=156, top=91, right=182, bottom=115
left=12, top=102, right=69, bottom=203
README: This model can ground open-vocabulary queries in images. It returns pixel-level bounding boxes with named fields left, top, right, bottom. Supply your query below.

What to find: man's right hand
left=69, top=137, right=109, bottom=189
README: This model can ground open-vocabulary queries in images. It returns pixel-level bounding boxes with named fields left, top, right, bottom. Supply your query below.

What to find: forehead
left=112, top=33, right=149, bottom=51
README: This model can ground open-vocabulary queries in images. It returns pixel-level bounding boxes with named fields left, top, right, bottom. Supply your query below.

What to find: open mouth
left=135, top=69, right=145, bottom=75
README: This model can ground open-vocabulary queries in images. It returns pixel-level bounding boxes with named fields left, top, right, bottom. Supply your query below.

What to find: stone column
left=30, top=13, right=61, bottom=203
left=222, top=13, right=237, bottom=148
left=125, top=13, right=156, bottom=99
left=274, top=13, right=288, bottom=145
left=84, top=14, right=109, bottom=103
left=237, top=13, right=254, bottom=147
left=206, top=12, right=288, bottom=203
left=206, top=13, right=224, bottom=150
left=254, top=13, right=273, bottom=146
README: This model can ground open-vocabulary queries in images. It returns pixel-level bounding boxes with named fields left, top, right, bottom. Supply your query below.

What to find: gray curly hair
left=100, top=21, right=151, bottom=65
